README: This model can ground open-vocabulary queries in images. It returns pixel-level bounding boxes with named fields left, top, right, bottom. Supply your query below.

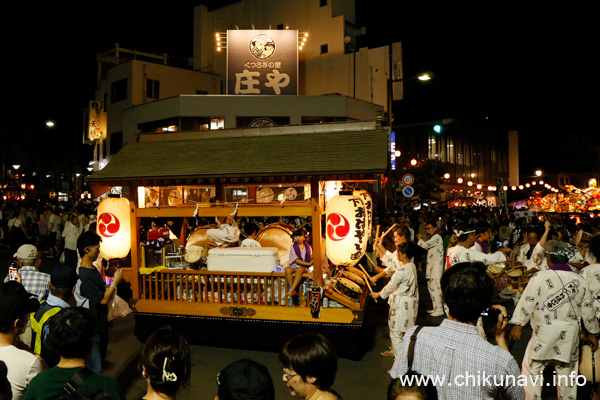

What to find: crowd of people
left=3, top=198, right=600, bottom=399
left=366, top=205, right=600, bottom=399
left=0, top=201, right=99, bottom=267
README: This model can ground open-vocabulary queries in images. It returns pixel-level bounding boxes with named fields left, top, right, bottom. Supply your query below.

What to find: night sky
left=1, top=2, right=595, bottom=176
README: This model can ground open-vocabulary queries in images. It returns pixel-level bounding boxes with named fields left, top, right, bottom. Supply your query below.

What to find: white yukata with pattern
left=418, top=233, right=444, bottom=313
left=379, top=261, right=418, bottom=356
left=510, top=267, right=599, bottom=400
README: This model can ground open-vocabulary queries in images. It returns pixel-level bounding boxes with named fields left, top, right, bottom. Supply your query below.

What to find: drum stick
left=358, top=264, right=377, bottom=302
left=365, top=253, right=378, bottom=269
left=381, top=223, right=398, bottom=239
left=375, top=225, right=381, bottom=240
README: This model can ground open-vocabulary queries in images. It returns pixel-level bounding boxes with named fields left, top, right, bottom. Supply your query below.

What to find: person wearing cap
left=10, top=245, right=50, bottom=302
left=7, top=245, right=50, bottom=351
left=216, top=358, right=274, bottom=400
left=0, top=281, right=43, bottom=400
left=509, top=240, right=599, bottom=400
left=30, top=265, right=78, bottom=368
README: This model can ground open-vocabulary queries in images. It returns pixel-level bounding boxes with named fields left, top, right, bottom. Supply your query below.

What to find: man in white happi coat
left=446, top=224, right=508, bottom=268
left=579, top=235, right=600, bottom=320
left=517, top=227, right=548, bottom=272
left=510, top=240, right=599, bottom=400
left=417, top=221, right=445, bottom=317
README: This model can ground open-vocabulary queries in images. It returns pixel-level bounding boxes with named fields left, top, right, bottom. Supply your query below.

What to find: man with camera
left=510, top=240, right=598, bottom=400
left=389, top=262, right=525, bottom=399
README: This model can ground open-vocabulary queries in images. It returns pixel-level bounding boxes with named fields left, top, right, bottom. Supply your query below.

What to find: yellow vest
left=30, top=300, right=62, bottom=354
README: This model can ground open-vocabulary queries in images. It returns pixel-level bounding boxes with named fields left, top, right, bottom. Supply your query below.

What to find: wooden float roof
left=87, top=129, right=389, bottom=185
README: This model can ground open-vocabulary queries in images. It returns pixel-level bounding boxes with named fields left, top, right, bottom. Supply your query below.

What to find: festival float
left=527, top=185, right=600, bottom=213
left=86, top=122, right=388, bottom=357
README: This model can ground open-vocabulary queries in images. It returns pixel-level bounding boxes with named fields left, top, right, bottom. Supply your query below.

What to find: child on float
left=371, top=242, right=418, bottom=358
left=285, top=229, right=312, bottom=301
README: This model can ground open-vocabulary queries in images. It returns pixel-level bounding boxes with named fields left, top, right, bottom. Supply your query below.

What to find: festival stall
left=87, top=124, right=388, bottom=356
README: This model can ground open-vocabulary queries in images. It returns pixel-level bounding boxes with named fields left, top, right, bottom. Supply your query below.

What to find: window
left=110, top=132, right=123, bottom=155
left=320, top=0, right=327, bottom=6
left=110, top=78, right=128, bottom=103
left=146, top=79, right=160, bottom=99
left=320, top=44, right=328, bottom=54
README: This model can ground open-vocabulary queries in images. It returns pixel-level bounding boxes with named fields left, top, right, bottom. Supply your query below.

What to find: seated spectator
left=216, top=358, right=274, bottom=400
left=285, top=229, right=312, bottom=300
left=389, top=262, right=524, bottom=399
left=279, top=332, right=342, bottom=400
left=138, top=325, right=191, bottom=400
left=24, top=308, right=125, bottom=400
left=0, top=281, right=43, bottom=400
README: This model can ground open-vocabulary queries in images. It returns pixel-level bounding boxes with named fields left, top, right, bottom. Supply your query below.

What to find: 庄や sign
left=227, top=30, right=298, bottom=95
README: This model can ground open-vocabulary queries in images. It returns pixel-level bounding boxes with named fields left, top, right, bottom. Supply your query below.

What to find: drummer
left=285, top=229, right=313, bottom=300
left=370, top=226, right=412, bottom=286
left=206, top=216, right=240, bottom=247
left=371, top=243, right=418, bottom=357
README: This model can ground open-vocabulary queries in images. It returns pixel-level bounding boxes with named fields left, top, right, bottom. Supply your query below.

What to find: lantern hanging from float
left=353, top=189, right=373, bottom=248
left=325, top=194, right=367, bottom=267
left=96, top=196, right=131, bottom=259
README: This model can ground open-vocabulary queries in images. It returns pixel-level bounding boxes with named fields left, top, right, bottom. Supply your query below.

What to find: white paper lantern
left=353, top=189, right=373, bottom=251
left=325, top=194, right=367, bottom=267
left=97, top=196, right=131, bottom=259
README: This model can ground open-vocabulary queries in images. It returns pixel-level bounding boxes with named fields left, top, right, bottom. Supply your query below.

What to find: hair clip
left=162, top=357, right=178, bottom=383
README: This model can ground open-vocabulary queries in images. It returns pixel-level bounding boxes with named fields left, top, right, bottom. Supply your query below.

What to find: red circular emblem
left=98, top=212, right=120, bottom=238
left=326, top=213, right=351, bottom=241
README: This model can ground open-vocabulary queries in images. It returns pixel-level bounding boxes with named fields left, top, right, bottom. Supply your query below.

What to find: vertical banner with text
left=495, top=177, right=508, bottom=213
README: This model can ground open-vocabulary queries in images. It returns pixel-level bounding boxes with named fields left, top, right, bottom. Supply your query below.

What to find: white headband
left=454, top=229, right=476, bottom=237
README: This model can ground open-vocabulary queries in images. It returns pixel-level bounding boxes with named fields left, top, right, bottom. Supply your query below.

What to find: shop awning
left=87, top=129, right=389, bottom=186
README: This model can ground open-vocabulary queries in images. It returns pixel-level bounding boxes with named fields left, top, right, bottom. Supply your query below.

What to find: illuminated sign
left=227, top=30, right=298, bottom=95
left=88, top=101, right=103, bottom=141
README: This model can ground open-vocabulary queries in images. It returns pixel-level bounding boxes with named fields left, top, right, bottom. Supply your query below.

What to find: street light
left=535, top=170, right=542, bottom=177
left=387, top=72, right=433, bottom=125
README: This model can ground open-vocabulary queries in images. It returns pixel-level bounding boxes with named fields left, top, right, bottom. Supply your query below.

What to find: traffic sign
left=402, top=186, right=415, bottom=198
left=402, top=174, right=414, bottom=186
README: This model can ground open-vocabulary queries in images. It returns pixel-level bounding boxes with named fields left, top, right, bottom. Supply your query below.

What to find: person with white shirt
left=446, top=224, right=509, bottom=268
left=417, top=221, right=445, bottom=317
left=240, top=223, right=261, bottom=248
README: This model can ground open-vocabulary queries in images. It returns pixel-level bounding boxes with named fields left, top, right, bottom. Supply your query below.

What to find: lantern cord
left=230, top=202, right=239, bottom=216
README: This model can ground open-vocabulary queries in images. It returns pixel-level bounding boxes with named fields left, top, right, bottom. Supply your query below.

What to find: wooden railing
left=139, top=269, right=314, bottom=307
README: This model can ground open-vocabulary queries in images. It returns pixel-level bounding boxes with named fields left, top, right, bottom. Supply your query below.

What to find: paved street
left=1, top=246, right=580, bottom=399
